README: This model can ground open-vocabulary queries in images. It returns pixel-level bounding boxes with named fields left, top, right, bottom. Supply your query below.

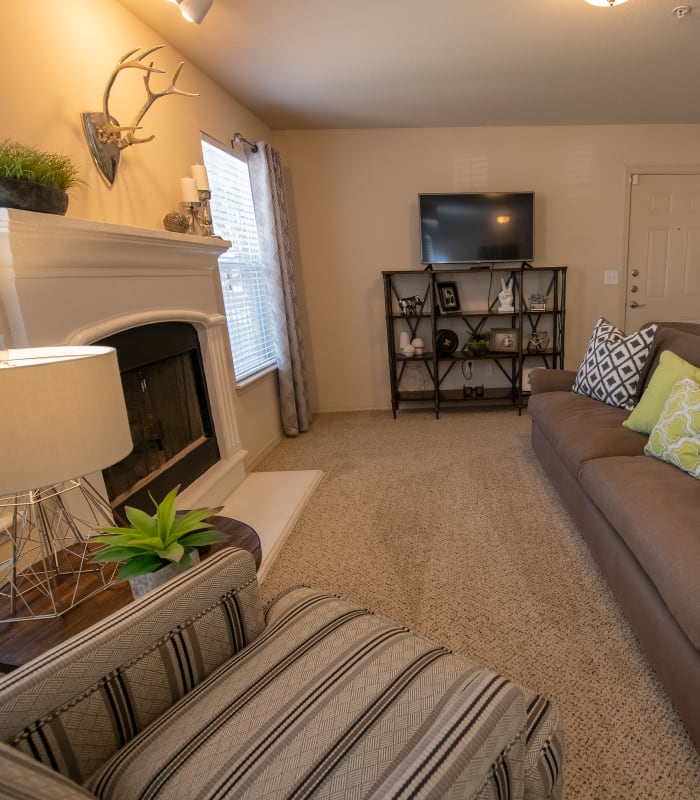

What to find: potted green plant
left=467, top=330, right=491, bottom=356
left=91, top=486, right=225, bottom=597
left=0, top=139, right=81, bottom=215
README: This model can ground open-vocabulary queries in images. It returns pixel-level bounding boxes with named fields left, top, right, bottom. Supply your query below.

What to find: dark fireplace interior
left=97, top=322, right=219, bottom=518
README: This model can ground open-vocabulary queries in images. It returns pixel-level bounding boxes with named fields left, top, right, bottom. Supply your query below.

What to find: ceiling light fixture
left=171, top=0, right=213, bottom=24
left=585, top=0, right=629, bottom=7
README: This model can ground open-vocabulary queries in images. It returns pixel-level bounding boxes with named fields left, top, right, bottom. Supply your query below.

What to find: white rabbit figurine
left=497, top=278, right=514, bottom=313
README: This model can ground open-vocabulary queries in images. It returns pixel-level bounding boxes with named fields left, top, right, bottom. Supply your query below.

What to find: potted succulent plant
left=467, top=330, right=491, bottom=356
left=0, top=139, right=81, bottom=215
left=91, top=486, right=225, bottom=598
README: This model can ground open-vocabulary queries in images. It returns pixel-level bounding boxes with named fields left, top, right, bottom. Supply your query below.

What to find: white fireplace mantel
left=0, top=208, right=231, bottom=349
left=0, top=208, right=230, bottom=279
left=0, top=207, right=247, bottom=507
left=0, top=208, right=323, bottom=579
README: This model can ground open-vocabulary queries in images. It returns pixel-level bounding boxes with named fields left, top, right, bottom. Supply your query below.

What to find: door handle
left=629, top=300, right=646, bottom=309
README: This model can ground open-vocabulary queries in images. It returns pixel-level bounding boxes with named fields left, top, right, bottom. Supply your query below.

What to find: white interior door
left=626, top=173, right=700, bottom=330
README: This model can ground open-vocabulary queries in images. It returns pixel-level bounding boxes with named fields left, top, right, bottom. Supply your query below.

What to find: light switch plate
left=604, top=270, right=619, bottom=285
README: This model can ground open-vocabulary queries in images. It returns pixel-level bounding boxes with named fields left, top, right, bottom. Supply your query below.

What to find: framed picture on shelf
left=436, top=282, right=460, bottom=313
left=491, top=328, right=518, bottom=352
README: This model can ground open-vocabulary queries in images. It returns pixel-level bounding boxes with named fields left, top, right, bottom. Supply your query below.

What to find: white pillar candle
left=191, top=164, right=210, bottom=191
left=180, top=177, right=199, bottom=203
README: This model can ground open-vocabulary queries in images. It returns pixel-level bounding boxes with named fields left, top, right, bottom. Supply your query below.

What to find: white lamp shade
left=0, top=346, right=133, bottom=495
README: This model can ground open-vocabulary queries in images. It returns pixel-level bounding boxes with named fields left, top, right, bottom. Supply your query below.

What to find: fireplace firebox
left=97, top=322, right=219, bottom=518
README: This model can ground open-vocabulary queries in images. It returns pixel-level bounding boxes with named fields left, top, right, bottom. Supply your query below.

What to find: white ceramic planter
left=129, top=549, right=200, bottom=599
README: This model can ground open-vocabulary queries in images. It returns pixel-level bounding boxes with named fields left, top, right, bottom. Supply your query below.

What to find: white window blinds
left=201, top=137, right=276, bottom=381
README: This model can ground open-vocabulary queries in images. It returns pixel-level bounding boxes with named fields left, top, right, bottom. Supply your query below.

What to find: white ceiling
left=118, top=0, right=700, bottom=130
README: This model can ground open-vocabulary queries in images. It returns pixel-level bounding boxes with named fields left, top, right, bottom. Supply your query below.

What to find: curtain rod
left=231, top=132, right=259, bottom=153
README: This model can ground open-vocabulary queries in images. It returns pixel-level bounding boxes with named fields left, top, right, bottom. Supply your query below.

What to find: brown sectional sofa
left=528, top=321, right=700, bottom=749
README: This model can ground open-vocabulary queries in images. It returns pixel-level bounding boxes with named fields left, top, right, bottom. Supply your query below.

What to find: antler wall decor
left=82, top=46, right=198, bottom=186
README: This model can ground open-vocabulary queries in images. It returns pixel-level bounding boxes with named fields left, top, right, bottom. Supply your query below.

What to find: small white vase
left=129, top=549, right=200, bottom=599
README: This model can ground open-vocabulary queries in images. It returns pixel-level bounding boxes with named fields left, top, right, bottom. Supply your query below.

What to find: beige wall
left=275, top=126, right=700, bottom=412
left=4, top=4, right=700, bottom=419
left=1, top=1, right=282, bottom=466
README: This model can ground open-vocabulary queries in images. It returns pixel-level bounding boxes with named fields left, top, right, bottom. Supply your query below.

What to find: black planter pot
left=0, top=175, right=68, bottom=215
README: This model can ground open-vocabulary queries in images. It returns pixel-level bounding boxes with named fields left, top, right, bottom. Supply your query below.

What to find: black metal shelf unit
left=383, top=264, right=567, bottom=418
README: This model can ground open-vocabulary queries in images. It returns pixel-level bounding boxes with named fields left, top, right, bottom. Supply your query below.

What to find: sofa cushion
left=624, top=350, right=700, bottom=434
left=637, top=324, right=700, bottom=399
left=644, top=377, right=700, bottom=479
left=86, top=588, right=564, bottom=800
left=572, top=317, right=657, bottom=410
left=528, top=391, right=646, bottom=478
left=528, top=368, right=577, bottom=395
left=579, top=455, right=700, bottom=648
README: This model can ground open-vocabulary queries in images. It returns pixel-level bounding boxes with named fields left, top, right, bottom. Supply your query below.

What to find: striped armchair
left=0, top=548, right=564, bottom=799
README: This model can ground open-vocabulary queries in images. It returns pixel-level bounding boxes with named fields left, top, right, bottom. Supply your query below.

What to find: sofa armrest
left=529, top=368, right=577, bottom=395
left=0, top=548, right=264, bottom=782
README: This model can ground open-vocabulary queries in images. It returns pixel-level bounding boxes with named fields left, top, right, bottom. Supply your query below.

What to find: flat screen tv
left=419, top=192, right=535, bottom=265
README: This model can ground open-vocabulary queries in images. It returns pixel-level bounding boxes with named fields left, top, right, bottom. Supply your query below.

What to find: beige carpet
left=257, top=409, right=700, bottom=800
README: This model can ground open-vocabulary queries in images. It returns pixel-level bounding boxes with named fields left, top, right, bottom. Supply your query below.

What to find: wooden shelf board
left=397, top=390, right=434, bottom=401
left=439, top=387, right=517, bottom=402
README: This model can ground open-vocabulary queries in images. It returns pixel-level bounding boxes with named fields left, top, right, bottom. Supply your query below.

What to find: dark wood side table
left=0, top=516, right=261, bottom=672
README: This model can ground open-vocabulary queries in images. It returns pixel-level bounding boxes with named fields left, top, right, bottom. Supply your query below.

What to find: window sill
left=236, top=364, right=278, bottom=391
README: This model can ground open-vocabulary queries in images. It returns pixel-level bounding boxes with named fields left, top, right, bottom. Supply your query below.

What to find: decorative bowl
left=467, top=340, right=489, bottom=356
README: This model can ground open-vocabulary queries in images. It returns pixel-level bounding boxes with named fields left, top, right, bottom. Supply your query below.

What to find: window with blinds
left=201, top=137, right=276, bottom=382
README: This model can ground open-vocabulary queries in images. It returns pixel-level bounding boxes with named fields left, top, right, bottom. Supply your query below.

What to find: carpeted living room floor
left=257, top=408, right=700, bottom=800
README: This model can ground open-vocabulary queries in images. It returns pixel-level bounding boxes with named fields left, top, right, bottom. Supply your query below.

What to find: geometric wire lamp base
left=0, top=478, right=120, bottom=622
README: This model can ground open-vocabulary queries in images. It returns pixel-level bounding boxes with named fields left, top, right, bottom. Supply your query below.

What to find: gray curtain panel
left=248, top=143, right=311, bottom=436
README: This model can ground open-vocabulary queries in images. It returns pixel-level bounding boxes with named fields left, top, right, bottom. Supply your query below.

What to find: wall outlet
left=483, top=363, right=493, bottom=377
left=603, top=270, right=619, bottom=285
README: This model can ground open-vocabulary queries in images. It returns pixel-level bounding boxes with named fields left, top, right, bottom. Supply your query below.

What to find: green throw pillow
left=624, top=350, right=700, bottom=434
left=644, top=377, right=700, bottom=479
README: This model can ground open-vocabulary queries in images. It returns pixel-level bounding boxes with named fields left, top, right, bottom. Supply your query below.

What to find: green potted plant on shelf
left=0, top=139, right=81, bottom=215
left=91, top=486, right=225, bottom=597
left=467, top=329, right=491, bottom=356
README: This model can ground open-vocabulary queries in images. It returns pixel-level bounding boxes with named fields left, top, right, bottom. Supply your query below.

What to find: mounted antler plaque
left=82, top=46, right=198, bottom=186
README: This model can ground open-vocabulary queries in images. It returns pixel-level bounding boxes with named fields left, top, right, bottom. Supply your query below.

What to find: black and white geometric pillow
left=573, top=317, right=658, bottom=410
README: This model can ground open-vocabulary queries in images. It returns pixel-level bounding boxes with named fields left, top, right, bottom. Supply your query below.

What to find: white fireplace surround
left=0, top=208, right=323, bottom=577
left=0, top=208, right=246, bottom=507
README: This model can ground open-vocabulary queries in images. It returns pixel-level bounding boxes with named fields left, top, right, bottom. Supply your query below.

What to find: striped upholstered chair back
left=0, top=548, right=263, bottom=784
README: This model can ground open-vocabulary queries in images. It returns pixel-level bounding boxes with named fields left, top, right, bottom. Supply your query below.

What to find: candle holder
left=197, top=189, right=213, bottom=237
left=180, top=201, right=201, bottom=235
left=179, top=190, right=213, bottom=237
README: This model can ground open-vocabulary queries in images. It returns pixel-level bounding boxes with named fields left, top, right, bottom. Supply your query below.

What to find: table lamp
left=0, top=345, right=133, bottom=621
